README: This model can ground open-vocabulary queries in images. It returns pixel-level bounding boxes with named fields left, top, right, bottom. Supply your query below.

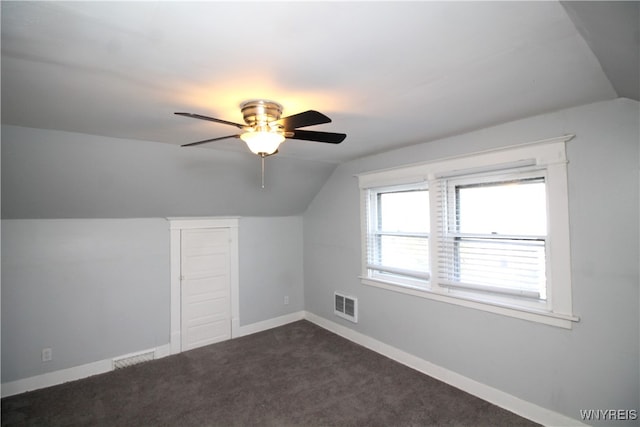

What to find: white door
left=181, top=228, right=231, bottom=351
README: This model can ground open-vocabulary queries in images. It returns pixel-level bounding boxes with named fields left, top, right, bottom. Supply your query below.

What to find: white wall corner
left=234, top=311, right=306, bottom=338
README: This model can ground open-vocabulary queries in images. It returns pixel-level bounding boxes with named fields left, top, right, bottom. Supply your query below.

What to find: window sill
left=360, top=276, right=579, bottom=329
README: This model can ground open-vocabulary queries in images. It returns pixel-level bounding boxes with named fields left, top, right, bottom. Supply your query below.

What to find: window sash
left=436, top=170, right=548, bottom=301
left=366, top=184, right=430, bottom=286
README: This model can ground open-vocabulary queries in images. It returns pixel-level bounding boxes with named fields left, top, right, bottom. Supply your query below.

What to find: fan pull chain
left=260, top=154, right=265, bottom=189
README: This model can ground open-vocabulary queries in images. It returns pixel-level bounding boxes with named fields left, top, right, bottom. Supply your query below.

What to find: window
left=365, top=183, right=430, bottom=288
left=437, top=170, right=548, bottom=308
left=358, top=136, right=578, bottom=328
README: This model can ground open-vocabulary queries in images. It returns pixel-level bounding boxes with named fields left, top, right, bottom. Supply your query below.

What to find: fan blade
left=287, top=129, right=346, bottom=144
left=277, top=110, right=331, bottom=130
left=181, top=134, right=240, bottom=147
left=175, top=112, right=245, bottom=129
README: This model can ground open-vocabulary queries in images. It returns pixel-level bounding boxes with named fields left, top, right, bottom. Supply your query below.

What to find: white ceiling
left=1, top=1, right=638, bottom=164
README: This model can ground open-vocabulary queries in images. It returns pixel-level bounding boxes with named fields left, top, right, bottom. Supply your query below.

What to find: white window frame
left=358, top=135, right=579, bottom=329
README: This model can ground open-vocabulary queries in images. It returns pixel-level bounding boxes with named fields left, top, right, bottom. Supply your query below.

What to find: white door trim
left=168, top=217, right=240, bottom=355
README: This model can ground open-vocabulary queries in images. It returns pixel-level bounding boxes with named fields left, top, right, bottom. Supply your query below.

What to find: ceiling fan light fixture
left=240, top=130, right=285, bottom=155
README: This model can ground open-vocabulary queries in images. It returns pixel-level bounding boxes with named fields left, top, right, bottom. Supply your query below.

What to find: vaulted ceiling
left=2, top=1, right=638, bottom=165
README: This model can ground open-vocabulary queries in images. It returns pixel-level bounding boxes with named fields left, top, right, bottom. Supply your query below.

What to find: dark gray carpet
left=2, top=320, right=539, bottom=426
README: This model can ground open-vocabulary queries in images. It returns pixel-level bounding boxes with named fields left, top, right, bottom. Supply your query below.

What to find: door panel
left=181, top=228, right=231, bottom=351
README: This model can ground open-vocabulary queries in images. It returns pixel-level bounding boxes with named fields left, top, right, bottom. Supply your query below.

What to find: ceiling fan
left=175, top=99, right=346, bottom=156
left=175, top=100, right=346, bottom=188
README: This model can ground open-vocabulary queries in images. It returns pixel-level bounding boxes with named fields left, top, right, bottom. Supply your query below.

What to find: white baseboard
left=1, top=311, right=586, bottom=427
left=1, top=343, right=171, bottom=398
left=235, top=310, right=305, bottom=338
left=303, top=311, right=586, bottom=427
left=1, top=312, right=305, bottom=398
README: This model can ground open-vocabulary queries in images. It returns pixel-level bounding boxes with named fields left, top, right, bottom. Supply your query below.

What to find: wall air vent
left=112, top=350, right=155, bottom=370
left=334, top=292, right=358, bottom=323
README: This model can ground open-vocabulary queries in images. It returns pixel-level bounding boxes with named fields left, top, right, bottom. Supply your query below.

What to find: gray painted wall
left=1, top=218, right=171, bottom=383
left=239, top=216, right=304, bottom=326
left=2, top=215, right=306, bottom=384
left=1, top=125, right=336, bottom=219
left=303, top=98, right=639, bottom=425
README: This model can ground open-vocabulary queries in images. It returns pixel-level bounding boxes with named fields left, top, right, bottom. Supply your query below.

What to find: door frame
left=168, top=217, right=240, bottom=355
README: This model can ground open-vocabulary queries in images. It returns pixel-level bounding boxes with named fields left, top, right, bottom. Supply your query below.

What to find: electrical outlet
left=284, top=295, right=289, bottom=305
left=42, top=347, right=52, bottom=362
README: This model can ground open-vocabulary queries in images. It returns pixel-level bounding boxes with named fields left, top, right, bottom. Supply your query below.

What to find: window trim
left=357, top=135, right=579, bottom=329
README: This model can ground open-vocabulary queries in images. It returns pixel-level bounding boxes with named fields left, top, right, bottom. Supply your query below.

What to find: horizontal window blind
left=437, top=235, right=546, bottom=298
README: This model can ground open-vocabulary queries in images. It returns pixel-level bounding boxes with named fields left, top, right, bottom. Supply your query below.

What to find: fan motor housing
left=240, top=100, right=283, bottom=126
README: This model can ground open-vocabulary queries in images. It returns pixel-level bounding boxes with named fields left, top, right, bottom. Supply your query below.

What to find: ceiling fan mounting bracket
left=240, top=99, right=283, bottom=127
